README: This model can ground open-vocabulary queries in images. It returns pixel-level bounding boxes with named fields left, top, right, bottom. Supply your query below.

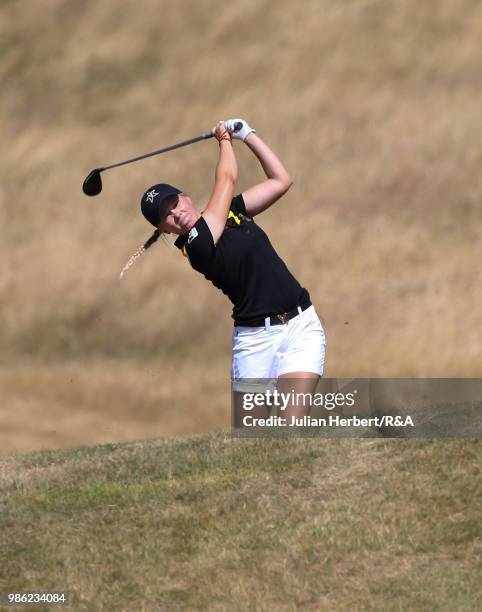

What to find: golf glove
left=225, top=118, right=256, bottom=142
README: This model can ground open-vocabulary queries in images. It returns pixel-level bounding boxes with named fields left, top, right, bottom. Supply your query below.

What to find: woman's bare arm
left=202, top=122, right=238, bottom=245
left=241, top=132, right=293, bottom=217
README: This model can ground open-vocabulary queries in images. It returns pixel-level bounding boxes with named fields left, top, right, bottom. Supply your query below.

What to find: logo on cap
left=145, top=189, right=159, bottom=203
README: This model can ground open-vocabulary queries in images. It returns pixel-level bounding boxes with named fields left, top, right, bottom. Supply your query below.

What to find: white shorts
left=231, top=305, right=326, bottom=391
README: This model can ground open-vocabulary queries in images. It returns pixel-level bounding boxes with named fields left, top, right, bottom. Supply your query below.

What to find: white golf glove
left=225, top=118, right=256, bottom=142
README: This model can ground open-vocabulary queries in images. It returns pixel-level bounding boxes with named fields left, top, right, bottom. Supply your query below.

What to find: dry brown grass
left=0, top=357, right=231, bottom=454
left=1, top=0, right=482, bottom=452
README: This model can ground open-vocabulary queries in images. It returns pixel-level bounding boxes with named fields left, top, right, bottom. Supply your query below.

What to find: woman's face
left=158, top=193, right=197, bottom=235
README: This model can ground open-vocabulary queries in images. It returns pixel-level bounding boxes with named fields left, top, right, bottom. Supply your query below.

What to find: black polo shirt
left=174, top=194, right=310, bottom=324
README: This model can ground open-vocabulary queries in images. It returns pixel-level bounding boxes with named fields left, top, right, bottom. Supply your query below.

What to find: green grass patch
left=1, top=435, right=480, bottom=610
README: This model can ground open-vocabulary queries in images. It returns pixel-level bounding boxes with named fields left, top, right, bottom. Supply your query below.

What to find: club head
left=82, top=168, right=103, bottom=196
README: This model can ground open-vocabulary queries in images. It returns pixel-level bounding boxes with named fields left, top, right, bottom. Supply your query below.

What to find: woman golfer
left=121, top=119, right=326, bottom=424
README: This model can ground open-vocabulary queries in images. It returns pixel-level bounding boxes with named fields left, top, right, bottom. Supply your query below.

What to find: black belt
left=234, top=300, right=312, bottom=328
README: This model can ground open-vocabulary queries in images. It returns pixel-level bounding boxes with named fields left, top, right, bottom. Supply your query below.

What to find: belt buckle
left=276, top=312, right=288, bottom=324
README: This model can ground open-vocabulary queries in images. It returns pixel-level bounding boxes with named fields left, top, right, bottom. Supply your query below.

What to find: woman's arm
left=202, top=121, right=238, bottom=245
left=241, top=132, right=293, bottom=216
left=223, top=119, right=293, bottom=217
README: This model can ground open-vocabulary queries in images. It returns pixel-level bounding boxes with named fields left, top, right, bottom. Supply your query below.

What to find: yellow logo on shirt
left=226, top=210, right=241, bottom=227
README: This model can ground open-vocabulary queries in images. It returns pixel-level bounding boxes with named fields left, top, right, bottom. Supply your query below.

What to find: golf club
left=82, top=122, right=243, bottom=196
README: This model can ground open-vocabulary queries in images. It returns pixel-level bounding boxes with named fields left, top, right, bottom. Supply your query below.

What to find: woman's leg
left=231, top=325, right=282, bottom=429
left=277, top=372, right=320, bottom=421
left=275, top=304, right=325, bottom=422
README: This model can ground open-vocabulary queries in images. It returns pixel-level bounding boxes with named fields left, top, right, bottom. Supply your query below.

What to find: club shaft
left=101, top=132, right=214, bottom=172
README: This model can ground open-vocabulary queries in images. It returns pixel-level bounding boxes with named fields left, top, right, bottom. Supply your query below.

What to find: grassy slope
left=1, top=435, right=480, bottom=611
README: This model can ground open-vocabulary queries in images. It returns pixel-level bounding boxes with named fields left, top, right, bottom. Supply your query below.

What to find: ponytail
left=119, top=229, right=162, bottom=280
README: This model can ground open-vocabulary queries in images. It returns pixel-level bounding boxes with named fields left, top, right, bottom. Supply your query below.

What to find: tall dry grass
left=1, top=0, right=482, bottom=451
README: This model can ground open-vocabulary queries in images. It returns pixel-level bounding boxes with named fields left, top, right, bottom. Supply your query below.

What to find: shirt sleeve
left=184, top=215, right=215, bottom=262
left=231, top=193, right=250, bottom=217
left=176, top=194, right=249, bottom=265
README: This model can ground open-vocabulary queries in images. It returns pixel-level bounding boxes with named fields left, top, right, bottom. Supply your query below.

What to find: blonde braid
left=119, top=229, right=161, bottom=280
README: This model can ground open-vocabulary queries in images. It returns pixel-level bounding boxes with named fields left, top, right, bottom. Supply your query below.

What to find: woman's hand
left=225, top=118, right=256, bottom=141
left=211, top=121, right=232, bottom=144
